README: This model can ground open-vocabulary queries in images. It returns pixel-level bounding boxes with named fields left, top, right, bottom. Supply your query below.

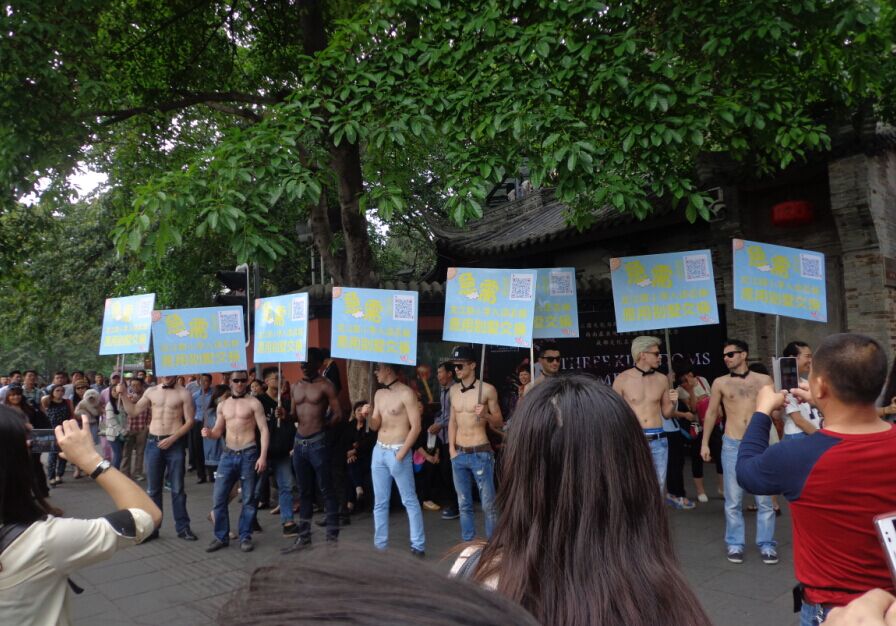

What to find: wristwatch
left=90, top=459, right=112, bottom=480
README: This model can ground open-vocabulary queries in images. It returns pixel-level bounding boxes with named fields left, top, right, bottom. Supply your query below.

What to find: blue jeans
left=264, top=455, right=295, bottom=525
left=648, top=436, right=669, bottom=492
left=800, top=601, right=831, bottom=625
left=213, top=446, right=258, bottom=543
left=292, top=436, right=338, bottom=540
left=371, top=443, right=425, bottom=551
left=109, top=439, right=123, bottom=469
left=451, top=451, right=497, bottom=541
left=145, top=436, right=190, bottom=534
left=723, top=435, right=776, bottom=550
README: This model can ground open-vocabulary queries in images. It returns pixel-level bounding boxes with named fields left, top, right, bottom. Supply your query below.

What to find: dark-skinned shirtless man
left=202, top=370, right=269, bottom=553
left=282, top=348, right=343, bottom=553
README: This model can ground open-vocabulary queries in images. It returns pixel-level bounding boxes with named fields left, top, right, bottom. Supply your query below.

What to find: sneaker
left=177, top=528, right=198, bottom=541
left=410, top=548, right=425, bottom=558
left=282, top=522, right=299, bottom=537
left=281, top=537, right=311, bottom=555
left=727, top=549, right=744, bottom=564
left=422, top=500, right=441, bottom=511
left=206, top=539, right=228, bottom=553
left=240, top=539, right=254, bottom=552
left=697, top=493, right=709, bottom=503
left=666, top=495, right=696, bottom=510
left=761, top=548, right=779, bottom=565
left=441, top=508, right=460, bottom=520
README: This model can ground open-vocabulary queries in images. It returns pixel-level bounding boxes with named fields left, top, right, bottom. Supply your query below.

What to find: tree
left=2, top=0, right=894, bottom=398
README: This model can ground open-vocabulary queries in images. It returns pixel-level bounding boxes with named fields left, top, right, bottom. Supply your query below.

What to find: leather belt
left=456, top=444, right=492, bottom=454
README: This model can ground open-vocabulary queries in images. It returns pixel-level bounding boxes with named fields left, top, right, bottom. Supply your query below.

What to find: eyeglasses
left=722, top=351, right=744, bottom=358
left=541, top=356, right=560, bottom=363
left=231, top=378, right=248, bottom=384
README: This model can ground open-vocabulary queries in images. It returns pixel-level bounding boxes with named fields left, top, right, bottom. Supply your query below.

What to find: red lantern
left=771, top=200, right=814, bottom=227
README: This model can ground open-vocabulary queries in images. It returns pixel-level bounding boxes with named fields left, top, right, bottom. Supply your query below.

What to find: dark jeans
left=47, top=450, right=67, bottom=479
left=667, top=430, right=703, bottom=498
left=145, top=436, right=190, bottom=533
left=188, top=420, right=207, bottom=480
left=414, top=462, right=437, bottom=502
left=213, top=446, right=258, bottom=543
left=292, top=436, right=338, bottom=541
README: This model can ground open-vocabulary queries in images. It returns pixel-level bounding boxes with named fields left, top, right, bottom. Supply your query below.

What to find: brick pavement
left=49, top=466, right=800, bottom=625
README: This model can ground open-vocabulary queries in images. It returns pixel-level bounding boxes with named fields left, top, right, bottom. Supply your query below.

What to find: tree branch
left=94, top=90, right=288, bottom=125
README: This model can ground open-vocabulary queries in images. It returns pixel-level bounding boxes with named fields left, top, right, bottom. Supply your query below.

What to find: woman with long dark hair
left=5, top=384, right=51, bottom=497
left=42, top=384, right=74, bottom=485
left=0, top=406, right=160, bottom=624
left=454, top=374, right=711, bottom=626
left=103, top=383, right=127, bottom=469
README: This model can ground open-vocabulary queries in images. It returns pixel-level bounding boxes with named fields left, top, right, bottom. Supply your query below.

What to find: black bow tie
left=459, top=379, right=478, bottom=393
left=381, top=379, right=398, bottom=390
left=635, top=367, right=656, bottom=377
left=730, top=371, right=750, bottom=379
left=162, top=383, right=176, bottom=389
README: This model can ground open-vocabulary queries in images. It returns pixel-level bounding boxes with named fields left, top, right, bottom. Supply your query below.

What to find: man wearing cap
left=448, top=345, right=503, bottom=542
left=612, top=336, right=678, bottom=491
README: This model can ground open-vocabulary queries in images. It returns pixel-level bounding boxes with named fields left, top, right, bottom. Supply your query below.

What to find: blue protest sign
left=331, top=287, right=418, bottom=366
left=151, top=306, right=247, bottom=375
left=732, top=239, right=827, bottom=322
left=253, top=294, right=309, bottom=363
left=610, top=250, right=719, bottom=332
left=99, top=294, right=156, bottom=355
left=533, top=268, right=580, bottom=338
left=442, top=267, right=538, bottom=348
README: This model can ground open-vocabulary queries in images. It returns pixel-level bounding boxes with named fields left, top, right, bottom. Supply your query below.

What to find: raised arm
left=117, top=382, right=150, bottom=417
left=396, top=388, right=421, bottom=462
left=325, top=381, right=343, bottom=426
left=252, top=399, right=269, bottom=472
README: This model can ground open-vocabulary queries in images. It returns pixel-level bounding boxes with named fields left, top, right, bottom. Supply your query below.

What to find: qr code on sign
left=683, top=254, right=711, bottom=282
left=218, top=310, right=243, bottom=334
left=509, top=273, right=535, bottom=301
left=136, top=297, right=153, bottom=319
left=549, top=271, right=574, bottom=297
left=392, top=295, right=416, bottom=322
left=291, top=297, right=307, bottom=322
left=799, top=254, right=823, bottom=280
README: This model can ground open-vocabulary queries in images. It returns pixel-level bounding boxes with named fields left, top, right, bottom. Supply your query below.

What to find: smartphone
left=29, top=428, right=57, bottom=454
left=773, top=357, right=800, bottom=391
left=874, top=512, right=896, bottom=586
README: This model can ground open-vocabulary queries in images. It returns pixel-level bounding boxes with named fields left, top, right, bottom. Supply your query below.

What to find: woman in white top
left=103, top=384, right=128, bottom=469
left=0, top=405, right=161, bottom=626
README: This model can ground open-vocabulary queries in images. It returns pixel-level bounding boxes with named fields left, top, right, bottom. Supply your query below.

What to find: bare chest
left=292, top=382, right=327, bottom=406
left=619, top=373, right=665, bottom=406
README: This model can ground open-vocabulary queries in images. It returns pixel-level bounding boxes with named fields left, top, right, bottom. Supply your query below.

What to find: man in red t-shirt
left=737, top=333, right=896, bottom=625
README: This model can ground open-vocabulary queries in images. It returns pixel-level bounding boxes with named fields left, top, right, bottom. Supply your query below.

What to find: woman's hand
left=55, top=414, right=103, bottom=472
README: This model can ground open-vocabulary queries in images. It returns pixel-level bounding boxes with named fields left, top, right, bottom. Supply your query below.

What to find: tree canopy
left=1, top=0, right=894, bottom=378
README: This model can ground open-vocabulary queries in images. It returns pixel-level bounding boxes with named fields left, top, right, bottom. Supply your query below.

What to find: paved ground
left=51, top=464, right=799, bottom=625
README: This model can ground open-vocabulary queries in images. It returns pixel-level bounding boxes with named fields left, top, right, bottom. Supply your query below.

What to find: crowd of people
left=4, top=333, right=896, bottom=624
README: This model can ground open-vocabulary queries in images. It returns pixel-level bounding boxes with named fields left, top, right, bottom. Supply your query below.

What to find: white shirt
left=0, top=509, right=154, bottom=626
left=784, top=381, right=822, bottom=435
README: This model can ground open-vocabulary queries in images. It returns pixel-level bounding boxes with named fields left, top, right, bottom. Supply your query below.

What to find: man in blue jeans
left=448, top=346, right=503, bottom=542
left=700, top=339, right=777, bottom=565
left=362, top=362, right=426, bottom=556
left=202, top=371, right=269, bottom=553
left=118, top=375, right=197, bottom=541
left=282, top=350, right=343, bottom=554
left=612, top=336, right=678, bottom=493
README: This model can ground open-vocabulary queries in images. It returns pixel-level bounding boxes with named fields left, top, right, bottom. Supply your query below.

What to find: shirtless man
left=448, top=345, right=503, bottom=542
left=363, top=361, right=425, bottom=556
left=201, top=371, right=269, bottom=552
left=700, top=339, right=777, bottom=565
left=118, top=374, right=197, bottom=541
left=282, top=348, right=343, bottom=554
left=521, top=342, right=561, bottom=397
left=612, top=336, right=678, bottom=491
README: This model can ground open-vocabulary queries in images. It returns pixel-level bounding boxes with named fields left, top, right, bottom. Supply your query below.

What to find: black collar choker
left=730, top=371, right=750, bottom=379
left=302, top=376, right=319, bottom=383
left=161, top=382, right=176, bottom=389
left=230, top=390, right=249, bottom=399
left=381, top=379, right=398, bottom=390
left=459, top=379, right=478, bottom=393
left=635, top=366, right=656, bottom=376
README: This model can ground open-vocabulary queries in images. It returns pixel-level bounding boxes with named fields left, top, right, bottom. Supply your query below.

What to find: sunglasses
left=722, top=350, right=744, bottom=358
left=452, top=363, right=468, bottom=370
left=541, top=356, right=560, bottom=363
left=231, top=378, right=248, bottom=384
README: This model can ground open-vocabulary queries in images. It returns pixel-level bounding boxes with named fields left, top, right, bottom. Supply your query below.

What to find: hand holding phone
left=773, top=357, right=800, bottom=392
